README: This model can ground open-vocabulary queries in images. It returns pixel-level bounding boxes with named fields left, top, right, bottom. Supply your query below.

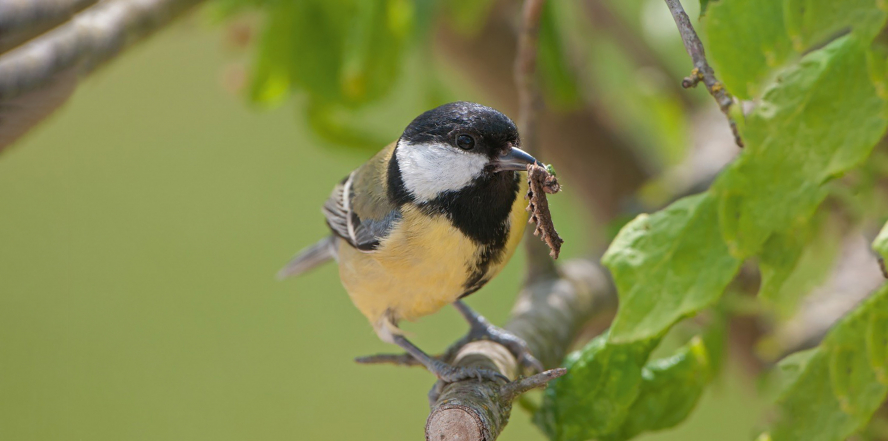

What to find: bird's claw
left=354, top=352, right=508, bottom=384
left=429, top=359, right=509, bottom=384
left=354, top=352, right=420, bottom=366
left=466, top=321, right=544, bottom=373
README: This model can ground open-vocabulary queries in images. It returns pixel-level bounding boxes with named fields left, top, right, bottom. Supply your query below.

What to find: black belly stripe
left=419, top=171, right=520, bottom=295
left=462, top=244, right=499, bottom=295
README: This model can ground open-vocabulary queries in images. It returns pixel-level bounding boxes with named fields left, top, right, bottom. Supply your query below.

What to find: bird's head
left=392, top=101, right=538, bottom=203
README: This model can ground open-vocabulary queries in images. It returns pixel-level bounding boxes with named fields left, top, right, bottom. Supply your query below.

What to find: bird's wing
left=322, top=144, right=401, bottom=252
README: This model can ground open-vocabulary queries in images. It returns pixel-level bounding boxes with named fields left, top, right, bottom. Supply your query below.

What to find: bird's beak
left=493, top=146, right=540, bottom=172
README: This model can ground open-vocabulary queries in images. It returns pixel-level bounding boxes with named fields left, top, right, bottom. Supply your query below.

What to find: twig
left=514, top=0, right=545, bottom=154
left=663, top=0, right=744, bottom=148
left=513, top=0, right=558, bottom=281
left=0, top=0, right=206, bottom=151
left=424, top=260, right=618, bottom=441
left=499, top=368, right=566, bottom=402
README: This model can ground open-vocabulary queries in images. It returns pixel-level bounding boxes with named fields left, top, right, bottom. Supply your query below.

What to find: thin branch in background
left=514, top=0, right=545, bottom=152
left=663, top=0, right=744, bottom=148
left=0, top=0, right=206, bottom=152
left=513, top=0, right=558, bottom=281
left=0, top=0, right=98, bottom=55
left=765, top=233, right=887, bottom=361
left=0, top=0, right=206, bottom=101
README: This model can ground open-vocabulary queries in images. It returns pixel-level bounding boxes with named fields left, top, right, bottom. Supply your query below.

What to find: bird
left=278, top=101, right=544, bottom=382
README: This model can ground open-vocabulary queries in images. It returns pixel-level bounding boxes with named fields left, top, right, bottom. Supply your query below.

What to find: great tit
left=279, top=102, right=543, bottom=382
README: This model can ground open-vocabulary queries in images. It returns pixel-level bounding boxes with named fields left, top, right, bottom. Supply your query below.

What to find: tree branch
left=425, top=260, right=618, bottom=441
left=663, top=0, right=744, bottom=148
left=0, top=0, right=97, bottom=55
left=0, top=0, right=205, bottom=151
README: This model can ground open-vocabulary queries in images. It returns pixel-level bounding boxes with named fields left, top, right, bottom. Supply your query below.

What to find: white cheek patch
left=396, top=140, right=488, bottom=202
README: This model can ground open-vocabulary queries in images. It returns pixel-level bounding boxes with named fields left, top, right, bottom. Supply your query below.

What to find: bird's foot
left=357, top=330, right=542, bottom=374
left=354, top=352, right=423, bottom=366
left=428, top=358, right=509, bottom=384
left=459, top=313, right=544, bottom=373
left=355, top=352, right=508, bottom=383
left=469, top=324, right=543, bottom=373
left=355, top=334, right=509, bottom=384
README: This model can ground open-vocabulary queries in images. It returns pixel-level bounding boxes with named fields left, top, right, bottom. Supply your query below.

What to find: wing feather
left=323, top=144, right=401, bottom=252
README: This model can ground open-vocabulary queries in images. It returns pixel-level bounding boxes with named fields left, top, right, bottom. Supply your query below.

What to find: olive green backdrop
left=0, top=22, right=762, bottom=441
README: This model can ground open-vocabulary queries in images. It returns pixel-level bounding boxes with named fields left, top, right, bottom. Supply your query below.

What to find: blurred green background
left=0, top=19, right=765, bottom=441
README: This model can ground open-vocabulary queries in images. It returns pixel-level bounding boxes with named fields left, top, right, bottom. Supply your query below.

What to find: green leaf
left=248, top=0, right=413, bottom=108
left=761, top=283, right=888, bottom=441
left=340, top=0, right=412, bottom=104
left=603, top=193, right=742, bottom=344
left=783, top=0, right=888, bottom=52
left=542, top=193, right=738, bottom=440
left=304, top=100, right=392, bottom=149
left=758, top=211, right=841, bottom=317
left=703, top=0, right=887, bottom=100
left=704, top=0, right=794, bottom=100
left=767, top=347, right=821, bottom=399
left=287, top=0, right=349, bottom=103
left=248, top=1, right=297, bottom=105
left=606, top=337, right=713, bottom=441
left=534, top=334, right=656, bottom=441
left=711, top=35, right=888, bottom=258
left=874, top=222, right=888, bottom=261
left=204, top=0, right=270, bottom=22
left=536, top=333, right=717, bottom=441
left=443, top=0, right=496, bottom=36
left=592, top=25, right=887, bottom=441
left=698, top=0, right=712, bottom=17
left=249, top=0, right=344, bottom=104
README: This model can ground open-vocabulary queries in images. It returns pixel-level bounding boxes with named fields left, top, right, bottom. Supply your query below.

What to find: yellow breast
left=337, top=175, right=529, bottom=328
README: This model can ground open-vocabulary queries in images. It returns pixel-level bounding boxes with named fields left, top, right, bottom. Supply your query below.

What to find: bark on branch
left=425, top=260, right=617, bottom=441
left=0, top=0, right=205, bottom=151
left=663, top=0, right=744, bottom=148
left=0, top=0, right=98, bottom=55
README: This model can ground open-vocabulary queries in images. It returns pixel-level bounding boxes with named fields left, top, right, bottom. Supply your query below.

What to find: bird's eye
left=456, top=134, right=475, bottom=150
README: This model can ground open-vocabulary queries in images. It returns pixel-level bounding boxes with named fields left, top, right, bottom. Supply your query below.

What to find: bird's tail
left=276, top=236, right=339, bottom=280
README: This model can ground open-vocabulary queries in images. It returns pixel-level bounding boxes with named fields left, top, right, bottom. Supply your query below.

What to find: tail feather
left=276, top=236, right=338, bottom=280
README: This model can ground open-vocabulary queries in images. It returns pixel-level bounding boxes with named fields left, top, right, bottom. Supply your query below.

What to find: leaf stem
left=514, top=0, right=559, bottom=281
